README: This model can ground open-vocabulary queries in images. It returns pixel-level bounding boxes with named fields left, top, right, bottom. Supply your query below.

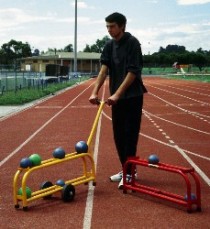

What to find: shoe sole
left=118, top=184, right=123, bottom=190
left=109, top=177, right=122, bottom=182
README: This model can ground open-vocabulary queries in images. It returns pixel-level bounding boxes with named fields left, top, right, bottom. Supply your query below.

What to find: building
left=21, top=51, right=101, bottom=74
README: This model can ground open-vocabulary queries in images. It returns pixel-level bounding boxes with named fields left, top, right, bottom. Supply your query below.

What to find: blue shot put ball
left=56, top=179, right=65, bottom=187
left=75, top=141, right=88, bottom=154
left=53, top=147, right=66, bottom=159
left=148, top=154, right=159, bottom=164
left=20, top=157, right=32, bottom=168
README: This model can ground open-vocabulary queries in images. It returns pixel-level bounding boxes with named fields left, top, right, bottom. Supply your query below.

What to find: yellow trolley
left=13, top=102, right=105, bottom=210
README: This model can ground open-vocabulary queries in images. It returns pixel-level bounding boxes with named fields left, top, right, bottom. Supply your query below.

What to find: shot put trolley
left=13, top=101, right=105, bottom=211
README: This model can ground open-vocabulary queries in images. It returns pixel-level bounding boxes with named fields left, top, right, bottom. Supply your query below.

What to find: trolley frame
left=13, top=102, right=105, bottom=210
left=123, top=157, right=201, bottom=213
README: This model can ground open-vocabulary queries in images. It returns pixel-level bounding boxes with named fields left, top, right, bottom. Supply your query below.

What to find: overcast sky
left=0, top=0, right=210, bottom=54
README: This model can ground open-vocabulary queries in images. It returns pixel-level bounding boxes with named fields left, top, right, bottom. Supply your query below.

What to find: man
left=89, top=12, right=147, bottom=189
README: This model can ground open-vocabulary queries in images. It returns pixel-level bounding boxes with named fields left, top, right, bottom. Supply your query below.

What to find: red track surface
left=0, top=77, right=210, bottom=228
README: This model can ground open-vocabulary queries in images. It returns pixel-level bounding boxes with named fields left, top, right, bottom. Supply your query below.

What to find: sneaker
left=110, top=171, right=123, bottom=182
left=110, top=171, right=138, bottom=182
left=118, top=174, right=132, bottom=190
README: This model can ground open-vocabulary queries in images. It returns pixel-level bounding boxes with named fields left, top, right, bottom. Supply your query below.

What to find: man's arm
left=89, top=65, right=108, bottom=104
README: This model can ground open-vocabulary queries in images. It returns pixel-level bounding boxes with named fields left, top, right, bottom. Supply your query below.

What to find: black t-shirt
left=100, top=32, right=147, bottom=99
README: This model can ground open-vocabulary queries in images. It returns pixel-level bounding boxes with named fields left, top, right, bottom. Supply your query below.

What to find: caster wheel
left=123, top=190, right=127, bottom=194
left=40, top=181, right=53, bottom=199
left=62, top=184, right=75, bottom=202
left=197, top=207, right=202, bottom=212
left=93, top=181, right=96, bottom=186
left=15, top=204, right=20, bottom=209
left=23, top=206, right=28, bottom=211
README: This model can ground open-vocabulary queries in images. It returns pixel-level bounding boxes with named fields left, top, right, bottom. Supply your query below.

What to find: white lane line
left=83, top=80, right=106, bottom=229
left=0, top=84, right=92, bottom=168
left=148, top=92, right=210, bottom=121
left=174, top=145, right=210, bottom=186
left=144, top=109, right=210, bottom=135
left=83, top=107, right=103, bottom=229
left=35, top=106, right=63, bottom=109
left=143, top=111, right=210, bottom=186
left=140, top=132, right=210, bottom=186
left=147, top=84, right=210, bottom=106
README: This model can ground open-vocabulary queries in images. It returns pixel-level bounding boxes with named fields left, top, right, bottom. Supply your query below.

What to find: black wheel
left=23, top=206, right=28, bottom=211
left=197, top=207, right=202, bottom=212
left=93, top=181, right=96, bottom=186
left=62, top=184, right=75, bottom=202
left=40, top=181, right=53, bottom=199
left=187, top=209, right=192, bottom=213
left=123, top=190, right=127, bottom=194
left=15, top=204, right=19, bottom=209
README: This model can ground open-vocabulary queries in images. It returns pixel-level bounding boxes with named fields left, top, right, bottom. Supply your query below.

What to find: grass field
left=0, top=77, right=85, bottom=105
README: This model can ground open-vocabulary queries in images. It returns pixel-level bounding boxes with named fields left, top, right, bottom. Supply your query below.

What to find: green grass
left=164, top=74, right=210, bottom=83
left=142, top=67, right=210, bottom=83
left=0, top=78, right=84, bottom=105
left=143, top=66, right=210, bottom=75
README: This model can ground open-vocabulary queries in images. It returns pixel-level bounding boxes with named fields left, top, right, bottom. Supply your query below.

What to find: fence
left=0, top=71, right=91, bottom=95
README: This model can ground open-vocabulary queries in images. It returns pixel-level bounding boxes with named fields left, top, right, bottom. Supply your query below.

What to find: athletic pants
left=111, top=96, right=143, bottom=174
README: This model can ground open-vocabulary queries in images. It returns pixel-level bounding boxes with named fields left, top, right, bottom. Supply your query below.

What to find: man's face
left=106, top=22, right=124, bottom=40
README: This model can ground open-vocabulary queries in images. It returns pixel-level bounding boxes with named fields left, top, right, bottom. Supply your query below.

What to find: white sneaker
left=110, top=171, right=123, bottom=182
left=110, top=171, right=137, bottom=182
left=118, top=174, right=132, bottom=189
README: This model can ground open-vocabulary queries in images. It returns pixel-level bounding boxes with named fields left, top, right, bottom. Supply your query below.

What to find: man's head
left=105, top=12, right=127, bottom=40
left=105, top=12, right=127, bottom=29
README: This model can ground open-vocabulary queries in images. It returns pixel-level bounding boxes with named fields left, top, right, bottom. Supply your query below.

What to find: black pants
left=112, top=96, right=143, bottom=173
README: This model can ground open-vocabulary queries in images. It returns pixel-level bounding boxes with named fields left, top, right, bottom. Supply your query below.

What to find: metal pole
left=74, top=0, right=77, bottom=73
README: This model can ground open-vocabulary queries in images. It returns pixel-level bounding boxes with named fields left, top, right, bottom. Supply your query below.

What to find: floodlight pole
left=74, top=0, right=77, bottom=73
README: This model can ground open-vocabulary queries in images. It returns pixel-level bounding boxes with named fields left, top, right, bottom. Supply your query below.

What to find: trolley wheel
left=93, top=181, right=96, bottom=186
left=123, top=190, right=127, bottom=194
left=23, top=206, right=28, bottom=211
left=62, top=184, right=75, bottom=202
left=40, top=181, right=53, bottom=199
left=15, top=204, right=20, bottom=209
left=197, top=207, right=202, bottom=212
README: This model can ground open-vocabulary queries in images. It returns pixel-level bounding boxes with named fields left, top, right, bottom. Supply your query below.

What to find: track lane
left=0, top=77, right=209, bottom=228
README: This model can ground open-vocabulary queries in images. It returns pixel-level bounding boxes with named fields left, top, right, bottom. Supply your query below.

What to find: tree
left=83, top=36, right=110, bottom=53
left=0, top=39, right=32, bottom=66
left=32, top=49, right=40, bottom=56
left=64, top=44, right=73, bottom=52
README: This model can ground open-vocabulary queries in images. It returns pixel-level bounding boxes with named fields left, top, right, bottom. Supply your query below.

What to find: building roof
left=22, top=51, right=101, bottom=60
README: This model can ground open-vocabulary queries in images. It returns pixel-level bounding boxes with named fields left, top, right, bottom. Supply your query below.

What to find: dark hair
left=105, top=12, right=127, bottom=27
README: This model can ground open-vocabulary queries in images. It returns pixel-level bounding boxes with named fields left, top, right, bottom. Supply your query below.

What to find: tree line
left=0, top=38, right=210, bottom=71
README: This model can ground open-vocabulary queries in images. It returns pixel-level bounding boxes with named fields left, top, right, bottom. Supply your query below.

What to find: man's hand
left=106, top=94, right=120, bottom=106
left=89, top=95, right=100, bottom=105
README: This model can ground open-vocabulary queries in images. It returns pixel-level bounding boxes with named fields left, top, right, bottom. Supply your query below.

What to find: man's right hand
left=89, top=95, right=100, bottom=105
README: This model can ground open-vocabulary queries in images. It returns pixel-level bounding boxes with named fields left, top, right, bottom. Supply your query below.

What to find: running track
left=0, top=77, right=209, bottom=228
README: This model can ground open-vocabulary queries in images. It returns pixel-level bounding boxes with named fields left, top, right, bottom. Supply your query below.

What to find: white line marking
left=83, top=80, right=106, bottom=229
left=143, top=109, right=210, bottom=135
left=35, top=106, right=63, bottom=109
left=174, top=145, right=210, bottom=186
left=148, top=92, right=210, bottom=120
left=83, top=108, right=103, bottom=229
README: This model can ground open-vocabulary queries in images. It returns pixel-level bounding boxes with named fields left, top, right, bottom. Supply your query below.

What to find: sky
left=0, top=0, right=210, bottom=55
